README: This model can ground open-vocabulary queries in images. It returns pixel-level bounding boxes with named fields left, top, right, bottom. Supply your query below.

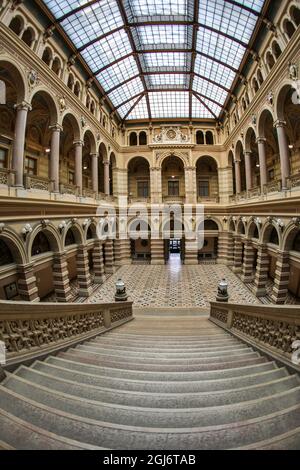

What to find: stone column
left=253, top=244, right=270, bottom=297
left=93, top=240, right=106, bottom=284
left=217, top=231, right=234, bottom=266
left=274, top=120, right=290, bottom=190
left=104, top=160, right=110, bottom=196
left=234, top=159, right=242, bottom=194
left=91, top=153, right=98, bottom=194
left=104, top=239, right=115, bottom=273
left=270, top=251, right=290, bottom=304
left=76, top=245, right=93, bottom=297
left=256, top=137, right=268, bottom=190
left=52, top=252, right=72, bottom=302
left=184, top=167, right=197, bottom=204
left=12, top=102, right=32, bottom=187
left=244, top=151, right=253, bottom=191
left=150, top=167, right=162, bottom=204
left=184, top=240, right=198, bottom=265
left=232, top=235, right=243, bottom=273
left=50, top=124, right=62, bottom=193
left=114, top=238, right=131, bottom=266
left=151, top=238, right=165, bottom=265
left=17, top=263, right=40, bottom=302
left=74, top=140, right=83, bottom=195
left=241, top=241, right=256, bottom=283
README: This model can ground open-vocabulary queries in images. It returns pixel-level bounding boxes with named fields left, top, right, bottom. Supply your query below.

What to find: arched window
left=74, top=81, right=81, bottom=98
left=21, top=28, right=35, bottom=48
left=272, top=41, right=282, bottom=59
left=139, top=131, right=147, bottom=145
left=31, top=232, right=51, bottom=256
left=129, top=132, right=138, bottom=146
left=206, top=131, right=214, bottom=145
left=0, top=79, right=6, bottom=105
left=196, top=130, right=204, bottom=144
left=204, top=220, right=218, bottom=231
left=245, top=92, right=250, bottom=106
left=87, top=227, right=93, bottom=240
left=86, top=94, right=90, bottom=109
left=67, top=73, right=74, bottom=91
left=253, top=77, right=259, bottom=93
left=65, top=228, right=76, bottom=246
left=266, top=52, right=275, bottom=71
left=52, top=57, right=61, bottom=76
left=9, top=16, right=23, bottom=36
left=42, top=47, right=52, bottom=66
left=242, top=98, right=246, bottom=111
left=290, top=6, right=300, bottom=27
left=0, top=239, right=14, bottom=266
left=257, top=69, right=263, bottom=85
left=269, top=227, right=279, bottom=245
left=253, top=226, right=259, bottom=239
left=284, top=19, right=296, bottom=39
left=90, top=101, right=95, bottom=115
left=292, top=231, right=300, bottom=251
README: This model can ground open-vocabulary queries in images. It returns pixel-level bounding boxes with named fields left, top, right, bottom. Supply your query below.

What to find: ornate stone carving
left=210, top=308, right=228, bottom=324
left=267, top=91, right=274, bottom=106
left=28, top=70, right=38, bottom=88
left=81, top=116, right=86, bottom=128
left=153, top=126, right=190, bottom=144
left=289, top=62, right=298, bottom=81
left=59, top=96, right=67, bottom=112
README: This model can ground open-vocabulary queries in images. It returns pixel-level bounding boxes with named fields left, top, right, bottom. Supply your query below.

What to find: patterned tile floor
left=86, top=254, right=259, bottom=308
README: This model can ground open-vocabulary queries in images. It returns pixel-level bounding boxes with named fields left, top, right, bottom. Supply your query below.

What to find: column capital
left=244, top=150, right=252, bottom=157
left=49, top=123, right=63, bottom=132
left=90, top=153, right=98, bottom=158
left=256, top=137, right=266, bottom=144
left=73, top=140, right=84, bottom=147
left=234, top=158, right=241, bottom=164
left=273, top=119, right=286, bottom=129
left=14, top=101, right=32, bottom=112
left=103, top=159, right=110, bottom=166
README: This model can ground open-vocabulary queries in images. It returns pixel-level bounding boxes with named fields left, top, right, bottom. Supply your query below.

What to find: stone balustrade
left=210, top=301, right=300, bottom=370
left=0, top=299, right=133, bottom=367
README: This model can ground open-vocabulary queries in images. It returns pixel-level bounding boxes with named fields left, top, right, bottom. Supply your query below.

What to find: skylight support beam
left=112, top=91, right=144, bottom=111
left=189, top=0, right=199, bottom=120
left=122, top=92, right=145, bottom=122
left=192, top=91, right=218, bottom=120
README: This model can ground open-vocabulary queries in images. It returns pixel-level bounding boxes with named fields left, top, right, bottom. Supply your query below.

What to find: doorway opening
left=164, top=238, right=185, bottom=264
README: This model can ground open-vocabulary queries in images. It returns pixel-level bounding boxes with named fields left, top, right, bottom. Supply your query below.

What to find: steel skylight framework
left=42, top=0, right=266, bottom=120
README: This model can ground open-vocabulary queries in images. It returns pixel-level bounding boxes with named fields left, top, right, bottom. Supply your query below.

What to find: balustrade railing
left=287, top=174, right=300, bottom=189
left=0, top=168, right=15, bottom=186
left=24, top=174, right=52, bottom=192
left=263, top=180, right=282, bottom=195
left=0, top=299, right=133, bottom=366
left=83, top=187, right=96, bottom=198
left=59, top=183, right=79, bottom=196
left=197, top=196, right=219, bottom=203
left=210, top=301, right=300, bottom=369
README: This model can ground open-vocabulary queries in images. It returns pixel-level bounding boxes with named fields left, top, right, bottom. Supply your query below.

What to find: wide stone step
left=1, top=386, right=300, bottom=449
left=80, top=342, right=251, bottom=358
left=238, top=427, right=300, bottom=450
left=58, top=349, right=264, bottom=372
left=91, top=337, right=241, bottom=351
left=0, top=408, right=99, bottom=450
left=105, top=332, right=230, bottom=341
left=4, top=375, right=300, bottom=428
left=43, top=356, right=276, bottom=382
left=13, top=366, right=299, bottom=409
left=32, top=360, right=284, bottom=393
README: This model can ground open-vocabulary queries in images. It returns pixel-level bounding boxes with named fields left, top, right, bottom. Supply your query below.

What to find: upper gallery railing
left=210, top=301, right=300, bottom=370
left=0, top=299, right=133, bottom=367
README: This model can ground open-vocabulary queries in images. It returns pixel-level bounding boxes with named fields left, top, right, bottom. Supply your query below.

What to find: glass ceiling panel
left=60, top=0, right=123, bottom=48
left=149, top=91, right=189, bottom=118
left=126, top=96, right=149, bottom=120
left=192, top=96, right=214, bottom=119
left=145, top=74, right=188, bottom=89
left=132, top=25, right=191, bottom=50
left=197, top=28, right=245, bottom=70
left=97, top=56, right=139, bottom=91
left=200, top=0, right=258, bottom=43
left=42, top=0, right=265, bottom=120
left=108, top=77, right=144, bottom=107
left=81, top=29, right=132, bottom=71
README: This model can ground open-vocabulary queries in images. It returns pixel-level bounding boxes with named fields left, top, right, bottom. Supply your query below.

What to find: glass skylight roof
left=42, top=0, right=265, bottom=120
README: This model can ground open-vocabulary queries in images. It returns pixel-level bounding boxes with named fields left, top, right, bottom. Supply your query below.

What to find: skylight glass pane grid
left=127, top=96, right=149, bottom=119
left=97, top=56, right=139, bottom=90
left=200, top=0, right=258, bottom=44
left=124, top=0, right=188, bottom=20
left=146, top=74, right=188, bottom=89
left=149, top=91, right=189, bottom=118
left=233, top=0, right=264, bottom=13
left=60, top=0, right=123, bottom=48
left=192, top=96, right=214, bottom=119
left=117, top=96, right=142, bottom=118
left=194, top=56, right=235, bottom=89
left=193, top=77, right=227, bottom=104
left=197, top=28, right=245, bottom=70
left=81, top=30, right=132, bottom=71
left=43, top=0, right=82, bottom=17
left=132, top=25, right=190, bottom=51
left=142, top=52, right=188, bottom=71
left=108, top=77, right=144, bottom=107
left=200, top=97, right=222, bottom=116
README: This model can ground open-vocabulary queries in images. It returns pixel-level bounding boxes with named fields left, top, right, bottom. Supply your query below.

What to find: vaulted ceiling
left=42, top=0, right=266, bottom=121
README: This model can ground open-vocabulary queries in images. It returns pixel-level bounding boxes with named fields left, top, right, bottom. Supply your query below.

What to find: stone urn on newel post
left=216, top=278, right=229, bottom=302
left=115, top=278, right=128, bottom=301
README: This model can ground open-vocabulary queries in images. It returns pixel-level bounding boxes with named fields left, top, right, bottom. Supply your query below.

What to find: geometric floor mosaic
left=87, top=254, right=260, bottom=308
